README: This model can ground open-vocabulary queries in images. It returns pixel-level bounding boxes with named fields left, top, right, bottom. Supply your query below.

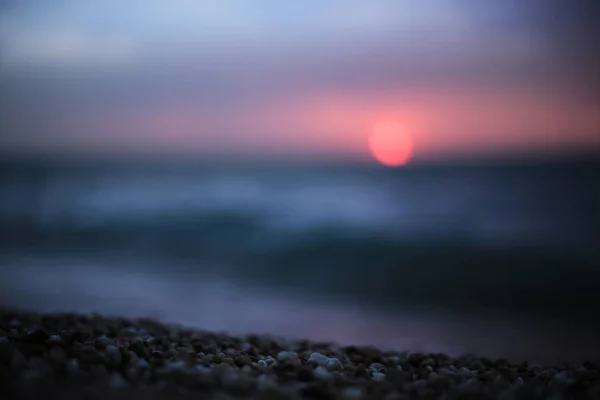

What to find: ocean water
left=1, top=155, right=599, bottom=362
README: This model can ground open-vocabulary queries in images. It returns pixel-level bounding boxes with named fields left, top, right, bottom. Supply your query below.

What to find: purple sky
left=1, top=0, right=598, bottom=162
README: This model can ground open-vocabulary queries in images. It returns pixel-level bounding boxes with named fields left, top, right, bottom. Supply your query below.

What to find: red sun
left=368, top=121, right=414, bottom=167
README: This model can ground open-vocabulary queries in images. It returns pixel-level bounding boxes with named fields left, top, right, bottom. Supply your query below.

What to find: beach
left=1, top=308, right=598, bottom=399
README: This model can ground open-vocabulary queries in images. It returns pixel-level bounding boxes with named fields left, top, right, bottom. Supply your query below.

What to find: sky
left=1, top=0, right=599, bottom=162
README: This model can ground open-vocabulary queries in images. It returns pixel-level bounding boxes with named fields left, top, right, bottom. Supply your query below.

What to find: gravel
left=0, top=308, right=598, bottom=399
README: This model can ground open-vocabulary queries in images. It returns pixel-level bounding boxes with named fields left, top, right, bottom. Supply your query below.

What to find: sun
left=368, top=121, right=414, bottom=167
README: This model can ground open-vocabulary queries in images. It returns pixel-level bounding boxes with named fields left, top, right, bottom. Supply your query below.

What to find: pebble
left=369, top=362, right=387, bottom=373
left=554, top=371, right=576, bottom=385
left=47, top=334, right=64, bottom=346
left=308, top=352, right=343, bottom=371
left=515, top=376, right=524, bottom=385
left=105, top=345, right=122, bottom=365
left=313, top=365, right=331, bottom=380
left=49, top=347, right=66, bottom=365
left=307, top=352, right=330, bottom=366
left=95, top=335, right=114, bottom=349
left=372, top=372, right=386, bottom=381
left=0, top=309, right=596, bottom=399
left=66, top=359, right=84, bottom=377
left=341, top=387, right=365, bottom=399
left=109, top=373, right=128, bottom=389
left=256, top=374, right=277, bottom=390
left=277, top=350, right=299, bottom=364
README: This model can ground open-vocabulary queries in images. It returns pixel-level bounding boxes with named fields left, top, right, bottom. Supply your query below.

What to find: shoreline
left=1, top=308, right=598, bottom=399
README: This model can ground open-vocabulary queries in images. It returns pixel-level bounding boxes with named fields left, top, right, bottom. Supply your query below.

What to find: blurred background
left=1, top=0, right=599, bottom=363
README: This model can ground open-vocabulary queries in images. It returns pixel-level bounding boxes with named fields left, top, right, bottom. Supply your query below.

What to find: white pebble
left=326, top=358, right=343, bottom=371
left=314, top=366, right=331, bottom=380
left=265, top=356, right=277, bottom=366
left=277, top=351, right=299, bottom=364
left=369, top=363, right=386, bottom=373
left=253, top=360, right=269, bottom=371
left=308, top=352, right=330, bottom=366
left=372, top=372, right=386, bottom=381
left=308, top=352, right=342, bottom=371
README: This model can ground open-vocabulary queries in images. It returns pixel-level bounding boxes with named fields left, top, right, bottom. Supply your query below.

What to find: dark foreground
left=1, top=309, right=598, bottom=399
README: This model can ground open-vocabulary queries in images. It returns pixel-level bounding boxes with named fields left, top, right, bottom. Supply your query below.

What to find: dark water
left=1, top=155, right=600, bottom=362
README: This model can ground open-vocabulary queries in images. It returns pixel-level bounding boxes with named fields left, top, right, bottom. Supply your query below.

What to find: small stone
left=421, top=358, right=435, bottom=368
left=313, top=365, right=331, bottom=380
left=515, top=376, right=524, bottom=385
left=128, top=338, right=147, bottom=358
left=235, top=355, right=252, bottom=367
left=554, top=371, right=575, bottom=385
left=264, top=356, right=277, bottom=366
left=341, top=387, right=365, bottom=399
left=66, top=359, right=84, bottom=377
left=95, top=335, right=114, bottom=349
left=369, top=362, right=387, bottom=373
left=308, top=352, right=330, bottom=366
left=47, top=334, right=64, bottom=346
left=412, top=379, right=427, bottom=389
left=221, top=357, right=235, bottom=366
left=326, top=358, right=343, bottom=371
left=105, top=345, right=122, bottom=366
left=122, top=327, right=138, bottom=336
left=164, top=360, right=187, bottom=372
left=49, top=347, right=67, bottom=365
left=109, top=373, right=129, bottom=389
left=424, top=365, right=434, bottom=374
left=253, top=360, right=269, bottom=371
left=257, top=374, right=277, bottom=390
left=372, top=372, right=386, bottom=381
left=277, top=351, right=299, bottom=364
left=428, top=372, right=438, bottom=380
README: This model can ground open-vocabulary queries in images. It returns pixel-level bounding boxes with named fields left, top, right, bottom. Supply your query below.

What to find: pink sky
left=1, top=1, right=599, bottom=162
left=27, top=87, right=599, bottom=163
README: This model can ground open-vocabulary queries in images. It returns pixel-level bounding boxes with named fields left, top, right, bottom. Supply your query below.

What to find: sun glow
left=368, top=121, right=414, bottom=166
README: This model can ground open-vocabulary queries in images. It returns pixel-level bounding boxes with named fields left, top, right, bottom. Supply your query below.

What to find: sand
left=0, top=308, right=598, bottom=399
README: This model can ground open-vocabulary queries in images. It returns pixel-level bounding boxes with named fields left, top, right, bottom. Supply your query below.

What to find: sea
left=1, top=154, right=599, bottom=363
